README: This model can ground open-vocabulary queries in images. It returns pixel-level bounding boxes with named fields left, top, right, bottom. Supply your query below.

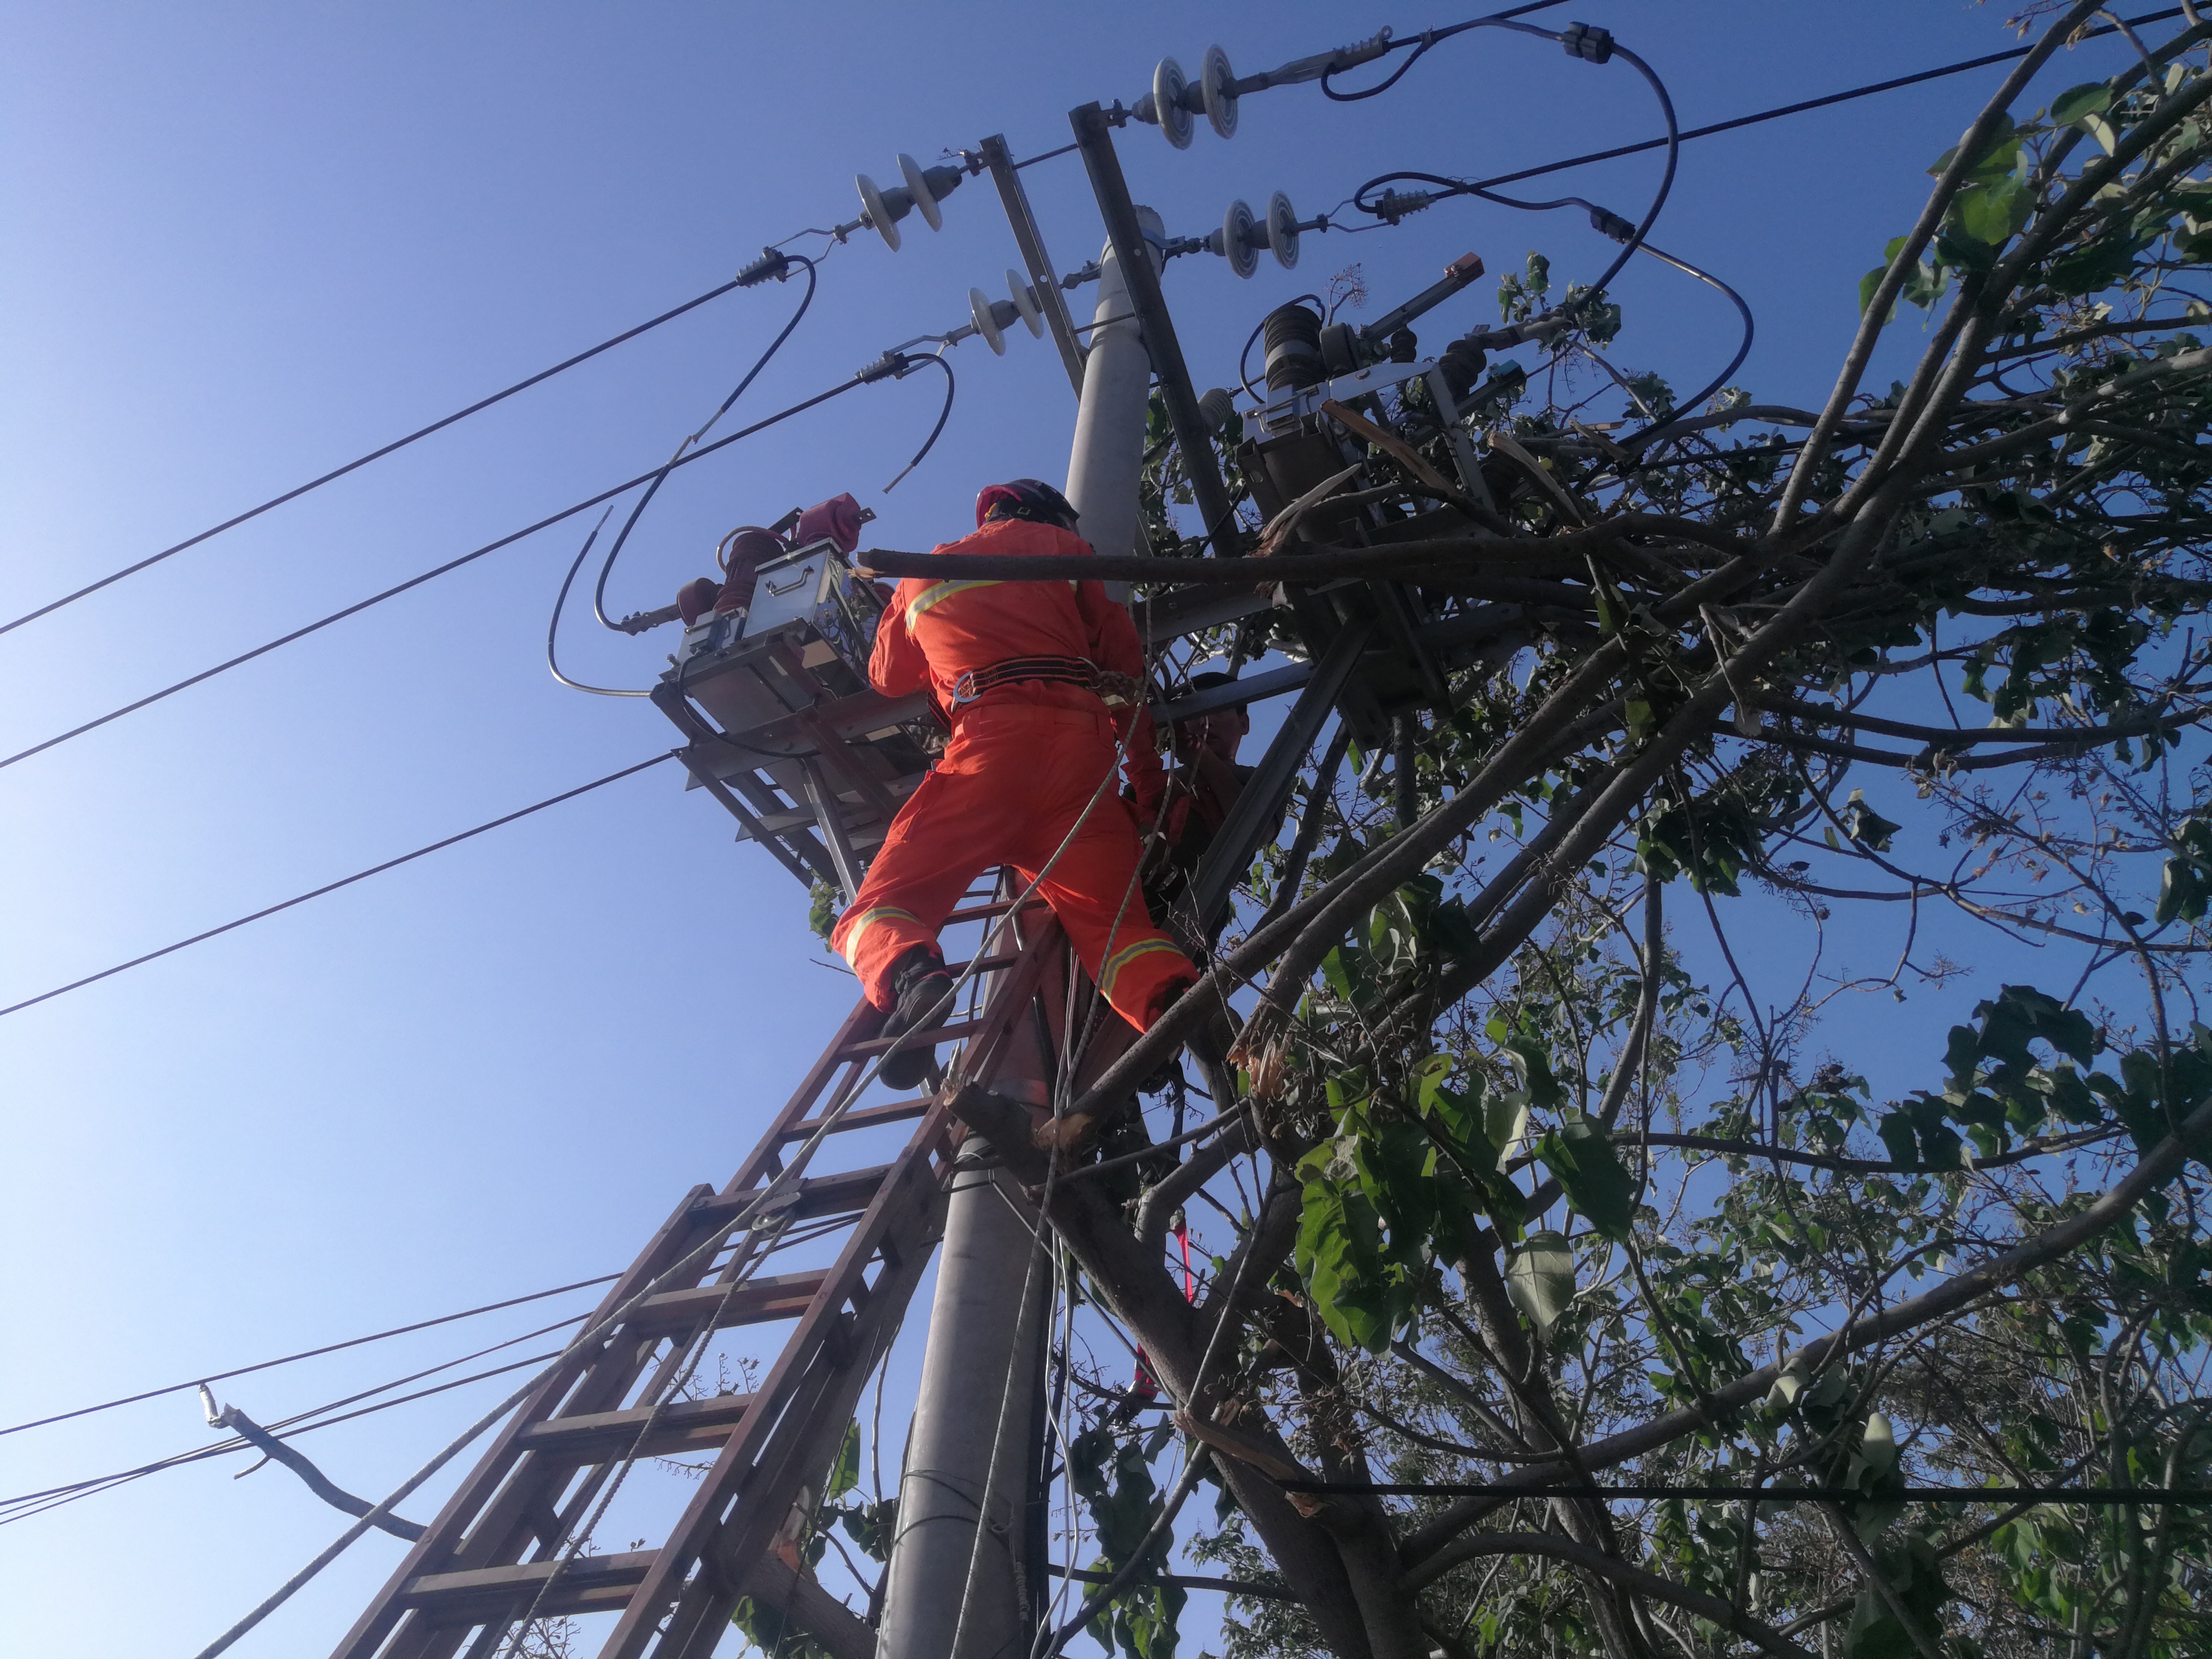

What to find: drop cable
left=0, top=373, right=874, bottom=775
left=588, top=256, right=819, bottom=634
left=0, top=1272, right=619, bottom=1438
left=1359, top=8, right=2186, bottom=207
left=0, top=276, right=761, bottom=640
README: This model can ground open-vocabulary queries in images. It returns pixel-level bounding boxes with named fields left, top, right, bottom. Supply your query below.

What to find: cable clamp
left=1587, top=205, right=1637, bottom=243
left=736, top=248, right=792, bottom=287
left=1372, top=189, right=1435, bottom=224
left=856, top=351, right=913, bottom=385
left=1561, top=22, right=1614, bottom=64
left=1331, top=27, right=1394, bottom=72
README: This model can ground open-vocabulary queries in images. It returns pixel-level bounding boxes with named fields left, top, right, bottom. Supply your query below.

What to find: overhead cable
left=0, top=275, right=770, bottom=641
left=0, top=1347, right=567, bottom=1529
left=1622, top=241, right=1757, bottom=448
left=550, top=252, right=822, bottom=697
left=589, top=255, right=820, bottom=634
left=1415, top=7, right=2186, bottom=201
left=0, top=370, right=880, bottom=774
left=0, top=1271, right=619, bottom=1438
left=0, top=753, right=675, bottom=1020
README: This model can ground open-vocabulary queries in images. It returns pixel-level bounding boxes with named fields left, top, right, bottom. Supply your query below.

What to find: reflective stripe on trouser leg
left=1018, top=780, right=1197, bottom=1033
left=1097, top=935, right=1200, bottom=1031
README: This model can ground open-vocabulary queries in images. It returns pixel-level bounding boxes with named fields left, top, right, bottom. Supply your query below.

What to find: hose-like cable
left=1620, top=242, right=1757, bottom=453
left=882, top=352, right=956, bottom=493
left=1346, top=29, right=1679, bottom=300
left=589, top=256, right=819, bottom=631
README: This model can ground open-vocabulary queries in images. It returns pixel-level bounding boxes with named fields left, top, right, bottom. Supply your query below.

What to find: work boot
left=877, top=947, right=954, bottom=1092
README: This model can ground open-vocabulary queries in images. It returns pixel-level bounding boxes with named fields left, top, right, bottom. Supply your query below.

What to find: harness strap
left=949, top=654, right=1099, bottom=706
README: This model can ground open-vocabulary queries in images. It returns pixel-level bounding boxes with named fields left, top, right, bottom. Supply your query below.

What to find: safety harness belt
left=949, top=654, right=1103, bottom=706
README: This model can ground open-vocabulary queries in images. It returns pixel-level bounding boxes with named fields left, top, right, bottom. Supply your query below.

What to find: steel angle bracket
left=981, top=134, right=1088, bottom=397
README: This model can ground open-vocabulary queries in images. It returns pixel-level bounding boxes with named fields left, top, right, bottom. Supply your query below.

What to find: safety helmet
left=974, top=478, right=1080, bottom=532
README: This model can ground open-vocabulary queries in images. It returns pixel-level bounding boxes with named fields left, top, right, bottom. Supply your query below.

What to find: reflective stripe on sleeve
left=904, top=579, right=1002, bottom=625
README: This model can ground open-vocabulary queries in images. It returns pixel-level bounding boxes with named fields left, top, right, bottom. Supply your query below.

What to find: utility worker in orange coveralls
left=831, top=479, right=1199, bottom=1089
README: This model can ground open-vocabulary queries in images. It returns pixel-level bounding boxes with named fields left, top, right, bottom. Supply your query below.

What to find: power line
left=1464, top=7, right=2185, bottom=196
left=0, top=1347, right=567, bottom=1528
left=0, top=1271, right=619, bottom=1438
left=0, top=374, right=873, bottom=775
left=0, top=751, right=674, bottom=1020
left=7, top=21, right=2130, bottom=772
left=0, top=275, right=760, bottom=640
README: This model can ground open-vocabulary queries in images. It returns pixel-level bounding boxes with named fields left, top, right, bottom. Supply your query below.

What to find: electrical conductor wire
left=1355, top=8, right=2185, bottom=207
left=588, top=256, right=819, bottom=634
left=0, top=376, right=872, bottom=774
left=0, top=277, right=756, bottom=641
left=0, top=1272, right=620, bottom=1438
left=0, top=753, right=676, bottom=1020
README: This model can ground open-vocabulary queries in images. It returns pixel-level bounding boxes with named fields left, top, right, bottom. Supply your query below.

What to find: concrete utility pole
left=875, top=212, right=1162, bottom=1659
left=1064, top=207, right=1165, bottom=586
left=874, top=1146, right=1052, bottom=1659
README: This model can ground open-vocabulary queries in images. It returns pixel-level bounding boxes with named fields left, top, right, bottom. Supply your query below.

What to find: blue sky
left=0, top=4, right=2162, bottom=1654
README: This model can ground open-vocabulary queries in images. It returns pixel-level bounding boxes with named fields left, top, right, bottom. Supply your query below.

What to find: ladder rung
left=792, top=1162, right=896, bottom=1218
left=838, top=1017, right=986, bottom=1058
left=697, top=1164, right=896, bottom=1224
left=777, top=1097, right=931, bottom=1143
left=514, top=1391, right=755, bottom=1463
left=943, top=897, right=1045, bottom=925
left=630, top=1270, right=830, bottom=1335
left=397, top=1550, right=661, bottom=1620
left=947, top=952, right=1020, bottom=976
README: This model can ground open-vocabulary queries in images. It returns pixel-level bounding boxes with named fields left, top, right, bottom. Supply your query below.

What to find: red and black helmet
left=975, top=478, right=1079, bottom=532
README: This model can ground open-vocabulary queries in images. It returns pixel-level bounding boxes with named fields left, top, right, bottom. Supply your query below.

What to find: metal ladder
left=331, top=890, right=1074, bottom=1659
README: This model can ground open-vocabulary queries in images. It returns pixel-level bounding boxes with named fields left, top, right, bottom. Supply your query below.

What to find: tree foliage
left=989, top=11, right=2212, bottom=1658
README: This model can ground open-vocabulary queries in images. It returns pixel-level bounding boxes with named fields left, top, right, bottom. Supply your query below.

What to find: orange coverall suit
left=830, top=516, right=1198, bottom=1031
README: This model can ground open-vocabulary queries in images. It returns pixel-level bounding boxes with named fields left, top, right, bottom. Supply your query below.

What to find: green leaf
left=1295, top=1168, right=1399, bottom=1354
left=824, top=1418, right=861, bottom=1502
left=1954, top=172, right=2033, bottom=246
left=1859, top=264, right=1895, bottom=320
left=1485, top=1093, right=1532, bottom=1172
left=1929, top=111, right=2019, bottom=183
left=2046, top=227, right=2142, bottom=295
left=1500, top=1025, right=1563, bottom=1109
left=2051, top=81, right=2113, bottom=125
left=1505, top=1230, right=1576, bottom=1336
left=1536, top=1113, right=1637, bottom=1241
left=1860, top=235, right=1909, bottom=321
